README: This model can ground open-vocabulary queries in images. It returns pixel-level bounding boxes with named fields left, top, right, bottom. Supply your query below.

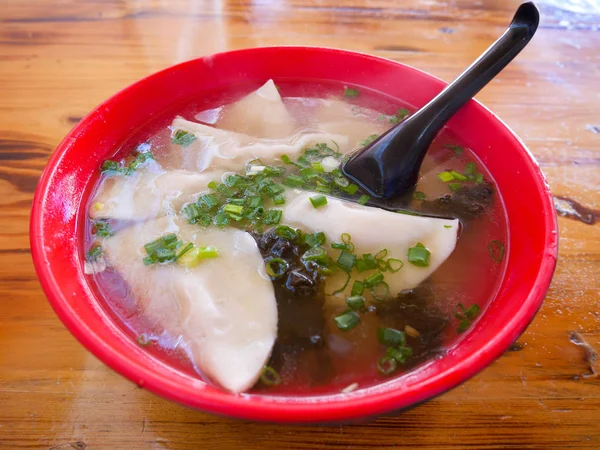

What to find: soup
left=84, top=80, right=507, bottom=395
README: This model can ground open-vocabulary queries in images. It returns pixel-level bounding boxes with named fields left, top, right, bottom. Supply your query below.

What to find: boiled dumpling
left=216, top=80, right=297, bottom=139
left=282, top=192, right=459, bottom=304
left=90, top=169, right=223, bottom=221
left=164, top=117, right=350, bottom=172
left=102, top=216, right=277, bottom=393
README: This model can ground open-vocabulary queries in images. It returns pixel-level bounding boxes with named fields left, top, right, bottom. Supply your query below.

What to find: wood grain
left=1, top=0, right=599, bottom=448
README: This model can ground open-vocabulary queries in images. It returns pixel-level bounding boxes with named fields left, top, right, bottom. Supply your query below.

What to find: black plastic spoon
left=342, top=2, right=540, bottom=201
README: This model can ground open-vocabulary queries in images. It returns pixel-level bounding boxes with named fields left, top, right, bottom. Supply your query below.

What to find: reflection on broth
left=84, top=80, right=507, bottom=395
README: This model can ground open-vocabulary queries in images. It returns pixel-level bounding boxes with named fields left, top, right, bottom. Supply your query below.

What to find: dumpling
left=282, top=192, right=459, bottom=303
left=216, top=80, right=297, bottom=139
left=102, top=216, right=277, bottom=393
left=89, top=169, right=223, bottom=221
left=163, top=117, right=350, bottom=172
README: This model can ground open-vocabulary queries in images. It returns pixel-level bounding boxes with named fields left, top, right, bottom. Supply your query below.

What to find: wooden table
left=1, top=0, right=599, bottom=448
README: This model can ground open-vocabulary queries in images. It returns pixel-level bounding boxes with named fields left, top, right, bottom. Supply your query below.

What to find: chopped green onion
left=172, top=130, right=196, bottom=146
left=344, top=87, right=359, bottom=98
left=266, top=258, right=290, bottom=280
left=175, top=242, right=194, bottom=260
left=92, top=220, right=112, bottom=237
left=450, top=170, right=467, bottom=181
left=272, top=194, right=286, bottom=205
left=457, top=319, right=471, bottom=333
left=213, top=212, right=229, bottom=227
left=413, top=191, right=427, bottom=201
left=311, top=161, right=325, bottom=172
left=302, top=247, right=332, bottom=266
left=337, top=250, right=356, bottom=272
left=315, top=185, right=332, bottom=194
left=309, top=194, right=328, bottom=208
left=357, top=194, right=370, bottom=205
left=444, top=225, right=452, bottom=229
left=344, top=183, right=359, bottom=195
left=437, top=171, right=455, bottom=183
left=448, top=183, right=463, bottom=191
left=101, top=160, right=120, bottom=173
left=370, top=281, right=390, bottom=300
left=351, top=280, right=365, bottom=296
left=386, top=346, right=413, bottom=364
left=387, top=258, right=404, bottom=273
left=346, top=295, right=366, bottom=311
left=360, top=134, right=379, bottom=147
left=224, top=204, right=244, bottom=215
left=407, top=243, right=431, bottom=267
left=86, top=244, right=102, bottom=261
left=342, top=233, right=354, bottom=251
left=246, top=196, right=263, bottom=208
left=364, top=271, right=384, bottom=288
left=488, top=240, right=505, bottom=262
left=465, top=162, right=477, bottom=175
left=260, top=366, right=281, bottom=386
left=375, top=249, right=388, bottom=260
left=263, top=165, right=286, bottom=177
left=330, top=271, right=351, bottom=295
left=454, top=303, right=481, bottom=333
left=475, top=173, right=484, bottom=184
left=334, top=310, right=360, bottom=331
left=281, top=154, right=293, bottom=165
left=262, top=209, right=282, bottom=225
left=377, top=356, right=398, bottom=375
left=378, top=327, right=406, bottom=347
left=274, top=225, right=299, bottom=241
left=303, top=232, right=326, bottom=248
left=282, top=175, right=304, bottom=188
left=177, top=245, right=219, bottom=268
left=355, top=253, right=378, bottom=273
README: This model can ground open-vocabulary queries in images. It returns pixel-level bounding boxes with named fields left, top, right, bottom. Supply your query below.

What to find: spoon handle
left=409, top=2, right=540, bottom=137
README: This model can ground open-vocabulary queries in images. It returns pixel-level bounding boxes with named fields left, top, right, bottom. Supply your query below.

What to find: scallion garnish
left=337, top=250, right=356, bottom=272
left=172, top=129, right=196, bottom=146
left=86, top=243, right=102, bottom=261
left=282, top=175, right=304, bottom=188
left=407, top=243, right=431, bottom=267
left=370, top=281, right=390, bottom=300
left=377, top=356, right=398, bottom=376
left=334, top=310, right=360, bottom=331
left=378, top=327, right=406, bottom=347
left=364, top=271, right=384, bottom=288
left=346, top=295, right=366, bottom=311
left=351, top=280, right=365, bottom=296
left=92, top=220, right=112, bottom=237
left=450, top=170, right=467, bottom=181
left=261, top=209, right=282, bottom=225
left=448, top=182, right=463, bottom=191
left=303, top=232, right=326, bottom=248
left=309, top=194, right=328, bottom=209
left=260, top=366, right=282, bottom=386
left=386, top=346, right=413, bottom=364
left=413, top=191, right=427, bottom=201
left=465, top=162, right=477, bottom=175
left=437, top=171, right=455, bottom=183
left=357, top=194, right=370, bottom=205
left=223, top=204, right=244, bottom=215
left=360, top=134, right=379, bottom=147
left=344, top=183, right=359, bottom=195
left=488, top=240, right=505, bottom=262
left=454, top=303, right=481, bottom=333
left=274, top=225, right=300, bottom=241
left=266, top=258, right=290, bottom=280
left=387, top=258, right=404, bottom=273
left=344, top=87, right=359, bottom=98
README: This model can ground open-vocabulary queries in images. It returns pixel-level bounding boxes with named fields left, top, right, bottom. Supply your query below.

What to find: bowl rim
left=30, top=45, right=558, bottom=423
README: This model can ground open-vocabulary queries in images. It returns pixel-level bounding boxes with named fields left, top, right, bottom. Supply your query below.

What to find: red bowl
left=30, top=46, right=558, bottom=423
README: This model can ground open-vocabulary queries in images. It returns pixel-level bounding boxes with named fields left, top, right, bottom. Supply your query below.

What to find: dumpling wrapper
left=161, top=117, right=350, bottom=172
left=216, top=80, right=297, bottom=139
left=102, top=216, right=277, bottom=393
left=282, top=192, right=459, bottom=303
left=89, top=169, right=223, bottom=221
